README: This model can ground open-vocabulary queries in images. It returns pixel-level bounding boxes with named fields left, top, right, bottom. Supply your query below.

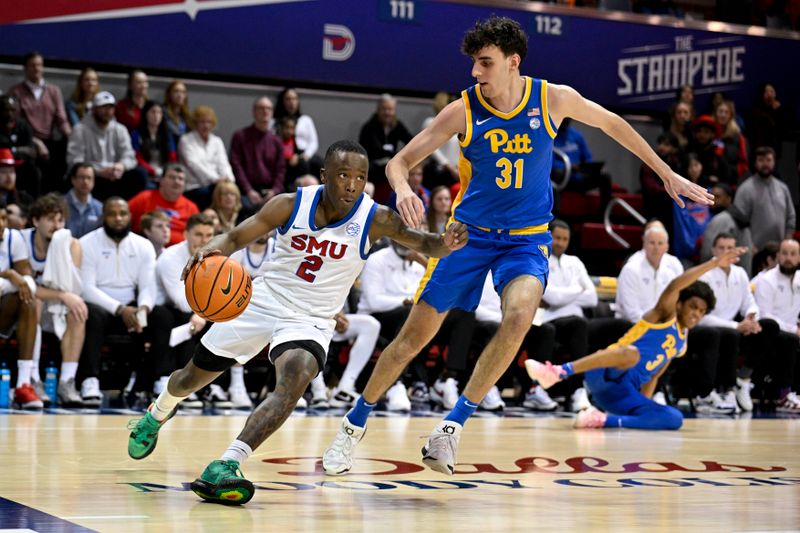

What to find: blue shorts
left=416, top=225, right=551, bottom=313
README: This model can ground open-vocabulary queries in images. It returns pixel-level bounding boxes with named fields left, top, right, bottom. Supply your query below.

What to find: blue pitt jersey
left=453, top=76, right=557, bottom=230
left=610, top=318, right=688, bottom=390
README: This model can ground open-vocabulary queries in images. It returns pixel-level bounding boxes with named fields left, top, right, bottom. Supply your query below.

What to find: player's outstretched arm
left=387, top=99, right=466, bottom=228
left=643, top=247, right=746, bottom=323
left=368, top=205, right=467, bottom=258
left=181, top=193, right=295, bottom=280
left=548, top=83, right=713, bottom=208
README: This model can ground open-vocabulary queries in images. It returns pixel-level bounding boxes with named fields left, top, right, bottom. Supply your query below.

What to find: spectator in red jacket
left=128, top=163, right=198, bottom=246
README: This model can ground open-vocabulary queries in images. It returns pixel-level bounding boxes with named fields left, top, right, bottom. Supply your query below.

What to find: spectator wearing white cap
left=67, top=91, right=146, bottom=201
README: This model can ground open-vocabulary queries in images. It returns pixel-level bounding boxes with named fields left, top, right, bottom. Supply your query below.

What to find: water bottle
left=0, top=363, right=10, bottom=409
left=45, top=363, right=58, bottom=406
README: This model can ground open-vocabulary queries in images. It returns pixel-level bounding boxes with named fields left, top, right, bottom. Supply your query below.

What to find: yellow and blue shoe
left=190, top=460, right=255, bottom=505
left=127, top=402, right=176, bottom=460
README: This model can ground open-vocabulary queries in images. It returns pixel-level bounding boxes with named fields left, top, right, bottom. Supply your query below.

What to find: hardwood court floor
left=1, top=412, right=799, bottom=532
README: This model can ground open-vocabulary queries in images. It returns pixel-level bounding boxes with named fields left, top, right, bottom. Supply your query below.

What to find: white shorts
left=201, top=277, right=335, bottom=366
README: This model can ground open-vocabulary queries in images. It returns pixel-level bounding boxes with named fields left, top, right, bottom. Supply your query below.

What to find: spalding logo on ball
left=185, top=255, right=252, bottom=322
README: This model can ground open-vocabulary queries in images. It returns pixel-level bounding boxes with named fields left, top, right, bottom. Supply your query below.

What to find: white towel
left=41, top=228, right=82, bottom=339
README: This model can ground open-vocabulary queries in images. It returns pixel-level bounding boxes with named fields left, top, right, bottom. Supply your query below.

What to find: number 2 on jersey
left=495, top=158, right=524, bottom=189
left=296, top=255, right=323, bottom=282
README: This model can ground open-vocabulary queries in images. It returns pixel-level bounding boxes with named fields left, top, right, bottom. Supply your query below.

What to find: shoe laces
left=218, top=460, right=243, bottom=478
left=426, top=432, right=457, bottom=459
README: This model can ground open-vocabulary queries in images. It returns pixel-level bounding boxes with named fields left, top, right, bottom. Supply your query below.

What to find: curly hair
left=678, top=281, right=716, bottom=313
left=29, top=192, right=67, bottom=221
left=461, top=15, right=528, bottom=61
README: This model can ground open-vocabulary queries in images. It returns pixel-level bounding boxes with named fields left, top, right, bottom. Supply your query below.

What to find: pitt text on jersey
left=484, top=128, right=533, bottom=190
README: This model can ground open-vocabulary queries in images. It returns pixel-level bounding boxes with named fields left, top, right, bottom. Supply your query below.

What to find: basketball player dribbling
left=527, top=247, right=744, bottom=430
left=126, top=140, right=467, bottom=505
left=323, top=16, right=715, bottom=476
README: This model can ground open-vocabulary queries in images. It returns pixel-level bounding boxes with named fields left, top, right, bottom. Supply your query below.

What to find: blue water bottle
left=0, top=363, right=10, bottom=408
left=45, top=363, right=58, bottom=406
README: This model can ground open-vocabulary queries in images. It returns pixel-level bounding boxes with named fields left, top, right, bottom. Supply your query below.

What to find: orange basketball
left=185, top=255, right=252, bottom=322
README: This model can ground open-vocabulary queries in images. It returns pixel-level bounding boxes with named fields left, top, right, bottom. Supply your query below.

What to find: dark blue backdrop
left=1, top=0, right=798, bottom=115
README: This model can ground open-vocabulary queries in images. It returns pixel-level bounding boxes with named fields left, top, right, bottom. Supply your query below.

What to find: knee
left=499, top=307, right=535, bottom=340
left=365, top=315, right=381, bottom=335
left=619, top=345, right=640, bottom=368
left=760, top=319, right=780, bottom=336
left=391, top=330, right=430, bottom=362
left=66, top=312, right=86, bottom=329
left=662, top=407, right=683, bottom=430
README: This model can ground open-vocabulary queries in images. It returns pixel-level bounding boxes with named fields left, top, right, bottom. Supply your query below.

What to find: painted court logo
left=125, top=456, right=797, bottom=493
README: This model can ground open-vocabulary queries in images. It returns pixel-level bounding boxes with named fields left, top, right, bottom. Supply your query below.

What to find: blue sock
left=444, top=395, right=479, bottom=426
left=346, top=396, right=375, bottom=427
left=561, top=362, right=575, bottom=378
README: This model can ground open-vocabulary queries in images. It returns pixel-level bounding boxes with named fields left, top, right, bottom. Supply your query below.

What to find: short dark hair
left=23, top=51, right=43, bottom=66
left=549, top=219, right=570, bottom=232
left=755, top=146, right=776, bottom=159
left=712, top=182, right=732, bottom=199
left=29, top=193, right=67, bottom=221
left=69, top=162, right=94, bottom=179
left=102, top=196, right=127, bottom=214
left=657, top=132, right=679, bottom=149
left=462, top=16, right=528, bottom=61
left=752, top=241, right=779, bottom=277
left=712, top=232, right=736, bottom=247
left=186, top=213, right=215, bottom=232
left=161, top=162, right=185, bottom=177
left=324, top=140, right=368, bottom=164
left=678, top=281, right=716, bottom=313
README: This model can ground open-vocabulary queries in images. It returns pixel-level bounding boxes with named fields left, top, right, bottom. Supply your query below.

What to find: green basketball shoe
left=190, top=460, right=255, bottom=505
left=127, top=402, right=177, bottom=460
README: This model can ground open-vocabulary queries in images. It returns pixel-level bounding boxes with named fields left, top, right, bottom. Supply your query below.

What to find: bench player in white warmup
left=126, top=140, right=467, bottom=505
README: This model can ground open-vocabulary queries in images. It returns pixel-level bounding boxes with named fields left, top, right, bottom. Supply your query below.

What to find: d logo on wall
left=323, top=23, right=355, bottom=61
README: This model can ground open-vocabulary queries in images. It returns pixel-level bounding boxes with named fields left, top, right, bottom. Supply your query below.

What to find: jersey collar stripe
left=541, top=80, right=558, bottom=140
left=277, top=187, right=304, bottom=235
left=359, top=203, right=378, bottom=260
left=475, top=76, right=531, bottom=120
left=459, top=88, right=472, bottom=149
left=308, top=187, right=367, bottom=231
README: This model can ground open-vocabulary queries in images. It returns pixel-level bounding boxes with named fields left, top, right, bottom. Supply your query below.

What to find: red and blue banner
left=1, top=0, right=797, bottom=114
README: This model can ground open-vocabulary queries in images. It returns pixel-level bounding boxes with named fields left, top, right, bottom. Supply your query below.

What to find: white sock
left=230, top=365, right=245, bottom=389
left=17, top=360, right=33, bottom=388
left=31, top=326, right=42, bottom=382
left=151, top=376, right=188, bottom=421
left=311, top=374, right=327, bottom=396
left=60, top=362, right=78, bottom=383
left=221, top=439, right=253, bottom=464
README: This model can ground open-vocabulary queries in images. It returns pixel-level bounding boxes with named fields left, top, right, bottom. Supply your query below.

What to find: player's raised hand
left=181, top=248, right=222, bottom=281
left=662, top=170, right=714, bottom=208
left=716, top=246, right=747, bottom=268
left=396, top=189, right=425, bottom=228
left=442, top=222, right=468, bottom=251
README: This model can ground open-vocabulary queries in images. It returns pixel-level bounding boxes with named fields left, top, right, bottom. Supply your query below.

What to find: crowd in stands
left=1, top=51, right=799, bottom=417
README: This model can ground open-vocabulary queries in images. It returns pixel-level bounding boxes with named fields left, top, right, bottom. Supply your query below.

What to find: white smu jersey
left=20, top=228, right=46, bottom=283
left=261, top=185, right=377, bottom=319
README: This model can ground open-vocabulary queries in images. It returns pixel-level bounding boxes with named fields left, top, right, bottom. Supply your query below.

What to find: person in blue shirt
left=552, top=118, right=612, bottom=208
left=527, top=246, right=743, bottom=430
left=63, top=163, right=102, bottom=239
left=323, top=15, right=714, bottom=477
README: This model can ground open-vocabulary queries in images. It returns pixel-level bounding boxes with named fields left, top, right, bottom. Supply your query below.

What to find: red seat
left=580, top=222, right=643, bottom=250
